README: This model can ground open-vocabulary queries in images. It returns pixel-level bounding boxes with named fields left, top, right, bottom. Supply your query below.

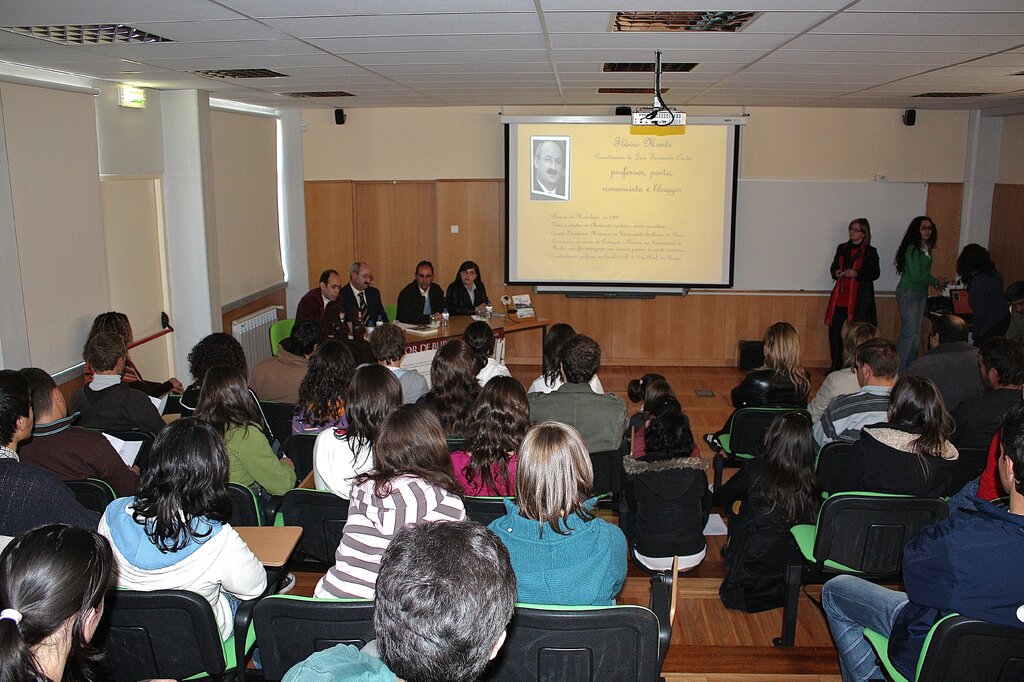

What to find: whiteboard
left=733, top=180, right=928, bottom=292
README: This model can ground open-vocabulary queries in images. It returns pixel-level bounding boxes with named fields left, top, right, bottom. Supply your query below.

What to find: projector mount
left=631, top=50, right=686, bottom=127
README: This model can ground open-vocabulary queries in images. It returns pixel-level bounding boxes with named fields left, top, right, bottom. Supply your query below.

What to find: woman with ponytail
left=0, top=524, right=112, bottom=682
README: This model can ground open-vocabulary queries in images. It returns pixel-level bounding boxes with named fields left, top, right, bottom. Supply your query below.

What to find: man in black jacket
left=396, top=260, right=445, bottom=324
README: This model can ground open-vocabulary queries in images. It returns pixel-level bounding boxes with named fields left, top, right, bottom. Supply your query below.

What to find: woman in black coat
left=825, top=218, right=880, bottom=371
left=714, top=412, right=819, bottom=613
left=445, top=260, right=489, bottom=315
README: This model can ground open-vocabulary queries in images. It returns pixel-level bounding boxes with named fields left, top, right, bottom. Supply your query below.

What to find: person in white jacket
left=99, top=419, right=267, bottom=640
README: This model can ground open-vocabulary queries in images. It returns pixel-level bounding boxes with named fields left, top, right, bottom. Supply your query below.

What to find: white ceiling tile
left=309, top=34, right=547, bottom=54
left=811, top=12, right=1024, bottom=35
left=219, top=0, right=538, bottom=18
left=786, top=34, right=1023, bottom=52
left=549, top=32, right=790, bottom=50
left=0, top=0, right=241, bottom=24
left=264, top=13, right=539, bottom=38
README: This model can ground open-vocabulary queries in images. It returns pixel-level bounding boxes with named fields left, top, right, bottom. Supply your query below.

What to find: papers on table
left=103, top=433, right=143, bottom=467
left=395, top=321, right=439, bottom=336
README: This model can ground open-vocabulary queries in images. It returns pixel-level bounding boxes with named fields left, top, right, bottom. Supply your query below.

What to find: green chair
left=465, top=496, right=511, bottom=526
left=252, top=595, right=375, bottom=681
left=712, top=407, right=809, bottom=490
left=277, top=488, right=350, bottom=568
left=66, top=477, right=116, bottom=514
left=383, top=303, right=398, bottom=322
left=864, top=613, right=1024, bottom=682
left=774, top=492, right=948, bottom=647
left=269, top=318, right=295, bottom=356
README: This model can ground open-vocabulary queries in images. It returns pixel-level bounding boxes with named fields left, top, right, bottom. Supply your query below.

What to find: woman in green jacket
left=894, top=216, right=944, bottom=374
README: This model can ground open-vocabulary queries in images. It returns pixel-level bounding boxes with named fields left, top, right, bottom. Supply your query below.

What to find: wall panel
left=990, top=184, right=1024, bottom=283
left=304, top=180, right=355, bottom=291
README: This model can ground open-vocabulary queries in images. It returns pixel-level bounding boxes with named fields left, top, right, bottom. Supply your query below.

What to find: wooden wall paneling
left=353, top=181, right=436, bottom=309
left=435, top=180, right=504, bottom=305
left=304, top=180, right=355, bottom=290
left=990, top=184, right=1024, bottom=283
left=924, top=182, right=963, bottom=283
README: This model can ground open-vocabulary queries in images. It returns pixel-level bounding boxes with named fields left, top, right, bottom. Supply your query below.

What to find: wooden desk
left=236, top=526, right=303, bottom=568
left=399, top=315, right=549, bottom=346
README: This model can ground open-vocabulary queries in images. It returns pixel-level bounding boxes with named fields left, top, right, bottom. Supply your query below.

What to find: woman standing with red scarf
left=825, top=219, right=880, bottom=371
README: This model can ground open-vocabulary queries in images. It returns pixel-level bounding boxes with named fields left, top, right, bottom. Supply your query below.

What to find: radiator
left=231, top=306, right=279, bottom=373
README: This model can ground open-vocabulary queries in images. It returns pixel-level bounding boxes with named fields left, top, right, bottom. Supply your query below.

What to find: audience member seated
left=395, top=259, right=445, bottom=324
left=625, top=373, right=673, bottom=457
left=821, top=376, right=958, bottom=497
left=1005, top=281, right=1024, bottom=344
left=952, top=336, right=1024, bottom=450
left=70, top=332, right=166, bottom=436
left=315, top=406, right=466, bottom=599
left=295, top=268, right=344, bottom=336
left=814, top=338, right=898, bottom=447
left=630, top=395, right=702, bottom=460
left=623, top=411, right=710, bottom=573
left=314, top=364, right=401, bottom=499
left=451, top=376, right=530, bottom=496
left=0, top=370, right=98, bottom=537
left=821, top=401, right=1024, bottom=682
left=179, top=332, right=249, bottom=416
left=196, top=367, right=295, bottom=498
left=416, top=339, right=480, bottom=437
left=18, top=368, right=139, bottom=496
left=710, top=322, right=810, bottom=446
left=528, top=334, right=627, bottom=453
left=714, top=412, right=819, bottom=613
left=464, top=320, right=511, bottom=387
left=956, top=243, right=1010, bottom=344
left=83, top=311, right=183, bottom=397
left=808, top=321, right=880, bottom=422
left=0, top=524, right=112, bottom=682
left=905, top=314, right=983, bottom=412
left=283, top=521, right=515, bottom=682
left=445, top=260, right=489, bottom=316
left=99, top=419, right=267, bottom=641
left=250, top=319, right=321, bottom=405
left=369, top=323, right=428, bottom=404
left=488, top=421, right=626, bottom=606
left=527, top=323, right=605, bottom=395
left=293, top=340, right=355, bottom=436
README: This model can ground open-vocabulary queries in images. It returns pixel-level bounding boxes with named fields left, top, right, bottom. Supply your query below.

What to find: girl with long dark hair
left=715, top=411, right=820, bottom=612
left=195, top=366, right=295, bottom=497
left=445, top=260, right=489, bottom=316
left=527, top=323, right=605, bottom=394
left=0, top=525, right=112, bottom=682
left=293, top=340, right=356, bottom=435
left=417, top=339, right=480, bottom=436
left=98, top=419, right=267, bottom=640
left=956, top=243, right=1009, bottom=343
left=451, top=376, right=531, bottom=496
left=314, top=364, right=402, bottom=499
left=463, top=320, right=511, bottom=386
left=824, top=375, right=959, bottom=497
left=824, top=219, right=880, bottom=371
left=315, top=406, right=466, bottom=599
left=179, top=332, right=248, bottom=416
left=894, top=216, right=945, bottom=373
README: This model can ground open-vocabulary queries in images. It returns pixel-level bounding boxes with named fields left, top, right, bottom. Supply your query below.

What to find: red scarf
left=824, top=242, right=865, bottom=325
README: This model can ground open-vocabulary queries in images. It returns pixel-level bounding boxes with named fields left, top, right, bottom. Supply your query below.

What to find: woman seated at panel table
left=446, top=260, right=489, bottom=316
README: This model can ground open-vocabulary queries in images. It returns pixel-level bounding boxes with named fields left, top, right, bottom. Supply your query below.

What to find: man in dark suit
left=295, top=268, right=343, bottom=324
left=396, top=260, right=445, bottom=324
left=340, top=261, right=387, bottom=328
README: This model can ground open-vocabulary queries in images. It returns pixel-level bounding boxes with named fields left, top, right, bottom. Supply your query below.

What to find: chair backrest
left=278, top=488, right=349, bottom=567
left=227, top=482, right=263, bottom=526
left=383, top=303, right=398, bottom=321
left=812, top=492, right=948, bottom=576
left=589, top=448, right=625, bottom=499
left=261, top=401, right=297, bottom=446
left=66, top=478, right=116, bottom=514
left=481, top=604, right=661, bottom=681
left=729, top=408, right=809, bottom=458
left=269, top=319, right=295, bottom=357
left=916, top=614, right=1024, bottom=681
left=446, top=436, right=469, bottom=453
left=815, top=440, right=855, bottom=493
left=94, top=589, right=227, bottom=682
left=280, top=434, right=317, bottom=482
left=252, top=595, right=376, bottom=681
left=464, top=496, right=511, bottom=526
left=91, top=428, right=156, bottom=470
left=942, top=445, right=989, bottom=497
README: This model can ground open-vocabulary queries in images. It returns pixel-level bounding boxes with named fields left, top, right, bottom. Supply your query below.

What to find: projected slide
left=506, top=120, right=739, bottom=291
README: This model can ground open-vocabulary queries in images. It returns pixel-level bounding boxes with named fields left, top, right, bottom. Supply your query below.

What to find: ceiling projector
left=631, top=108, right=686, bottom=127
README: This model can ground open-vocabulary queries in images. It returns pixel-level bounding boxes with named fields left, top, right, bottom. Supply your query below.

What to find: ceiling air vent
left=613, top=11, right=756, bottom=32
left=285, top=91, right=355, bottom=98
left=913, top=92, right=994, bottom=98
left=598, top=88, right=669, bottom=94
left=0, top=24, right=172, bottom=45
left=193, top=69, right=287, bottom=79
left=604, top=62, right=696, bottom=72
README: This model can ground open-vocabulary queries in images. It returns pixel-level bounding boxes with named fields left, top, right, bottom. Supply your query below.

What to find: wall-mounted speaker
left=902, top=109, right=916, bottom=126
left=334, top=109, right=346, bottom=125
